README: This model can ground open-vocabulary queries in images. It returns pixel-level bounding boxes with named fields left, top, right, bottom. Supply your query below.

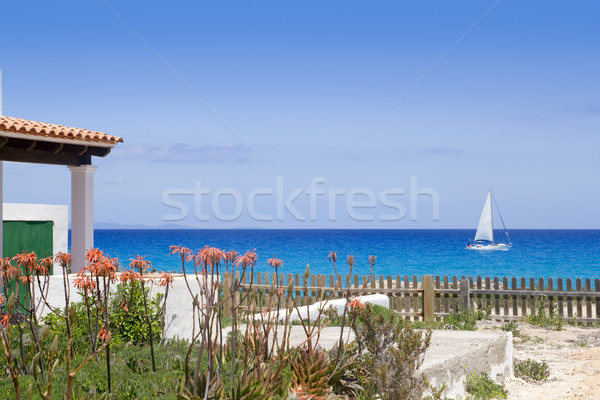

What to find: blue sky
left=1, top=1, right=599, bottom=228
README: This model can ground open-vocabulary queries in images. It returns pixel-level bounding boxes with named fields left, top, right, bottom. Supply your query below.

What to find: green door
left=2, top=221, right=54, bottom=310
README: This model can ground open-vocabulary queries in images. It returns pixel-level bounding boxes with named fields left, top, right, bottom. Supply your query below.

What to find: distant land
left=94, top=223, right=198, bottom=230
left=93, top=223, right=264, bottom=230
left=90, top=224, right=597, bottom=230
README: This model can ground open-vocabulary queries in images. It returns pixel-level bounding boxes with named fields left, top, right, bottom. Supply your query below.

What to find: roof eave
left=0, top=130, right=118, bottom=148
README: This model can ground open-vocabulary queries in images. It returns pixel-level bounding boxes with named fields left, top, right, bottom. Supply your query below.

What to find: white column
left=68, top=165, right=97, bottom=273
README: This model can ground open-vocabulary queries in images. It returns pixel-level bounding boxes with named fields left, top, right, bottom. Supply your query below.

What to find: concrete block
left=421, top=330, right=514, bottom=398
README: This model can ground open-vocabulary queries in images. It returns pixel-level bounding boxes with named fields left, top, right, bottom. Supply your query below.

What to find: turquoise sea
left=89, top=229, right=600, bottom=281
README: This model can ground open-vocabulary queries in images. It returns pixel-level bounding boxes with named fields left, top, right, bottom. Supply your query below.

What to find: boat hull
left=466, top=243, right=512, bottom=251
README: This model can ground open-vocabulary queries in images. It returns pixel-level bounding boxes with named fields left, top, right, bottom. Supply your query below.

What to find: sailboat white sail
left=467, top=190, right=512, bottom=251
left=474, top=191, right=494, bottom=243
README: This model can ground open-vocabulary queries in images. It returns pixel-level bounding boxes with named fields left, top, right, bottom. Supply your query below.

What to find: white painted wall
left=38, top=274, right=212, bottom=342
left=3, top=203, right=69, bottom=268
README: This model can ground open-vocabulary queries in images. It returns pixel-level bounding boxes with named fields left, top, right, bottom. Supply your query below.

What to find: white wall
left=3, top=203, right=69, bottom=266
left=38, top=274, right=209, bottom=341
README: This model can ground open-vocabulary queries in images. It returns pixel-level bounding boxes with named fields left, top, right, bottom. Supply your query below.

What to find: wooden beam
left=60, top=143, right=90, bottom=156
left=3, top=137, right=31, bottom=149
left=26, top=140, right=38, bottom=151
left=86, top=146, right=111, bottom=157
left=0, top=146, right=91, bottom=166
left=34, top=141, right=64, bottom=154
left=0, top=136, right=112, bottom=164
left=76, top=145, right=88, bottom=156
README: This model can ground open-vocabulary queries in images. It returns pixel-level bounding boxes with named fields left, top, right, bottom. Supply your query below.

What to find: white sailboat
left=467, top=190, right=512, bottom=251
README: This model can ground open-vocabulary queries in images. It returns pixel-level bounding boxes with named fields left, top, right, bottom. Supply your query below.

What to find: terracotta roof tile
left=0, top=116, right=123, bottom=145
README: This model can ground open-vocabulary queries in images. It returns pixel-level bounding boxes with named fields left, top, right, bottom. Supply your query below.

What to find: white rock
left=254, top=294, right=390, bottom=322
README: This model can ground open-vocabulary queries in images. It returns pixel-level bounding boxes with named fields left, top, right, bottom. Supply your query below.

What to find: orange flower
left=74, top=272, right=96, bottom=292
left=328, top=251, right=337, bottom=263
left=85, top=248, right=104, bottom=264
left=4, top=265, right=21, bottom=279
left=1, top=313, right=9, bottom=328
left=37, top=256, right=53, bottom=275
left=119, top=271, right=130, bottom=283
left=0, top=256, right=12, bottom=272
left=247, top=250, right=258, bottom=265
left=169, top=245, right=192, bottom=258
left=89, top=255, right=118, bottom=279
left=186, top=252, right=196, bottom=263
left=347, top=255, right=355, bottom=268
left=158, top=272, right=174, bottom=287
left=98, top=328, right=109, bottom=341
left=368, top=255, right=376, bottom=267
left=198, top=246, right=224, bottom=268
left=20, top=275, right=33, bottom=284
left=235, top=250, right=257, bottom=268
left=13, top=251, right=37, bottom=272
left=347, top=297, right=364, bottom=310
left=120, top=269, right=141, bottom=283
left=267, top=257, right=283, bottom=269
left=0, top=294, right=4, bottom=305
left=129, top=255, right=151, bottom=274
left=54, top=252, right=72, bottom=267
left=224, top=250, right=238, bottom=264
left=73, top=274, right=88, bottom=291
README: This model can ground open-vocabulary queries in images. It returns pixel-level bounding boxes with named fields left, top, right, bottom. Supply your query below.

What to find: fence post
left=222, top=272, right=232, bottom=319
left=460, top=277, right=471, bottom=311
left=423, top=275, right=435, bottom=322
left=223, top=272, right=232, bottom=318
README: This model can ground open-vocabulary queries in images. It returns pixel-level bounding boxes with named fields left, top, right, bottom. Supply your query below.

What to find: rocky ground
left=477, top=321, right=600, bottom=399
left=235, top=319, right=600, bottom=399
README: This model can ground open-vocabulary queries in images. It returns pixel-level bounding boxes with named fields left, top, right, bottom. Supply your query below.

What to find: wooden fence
left=222, top=272, right=600, bottom=324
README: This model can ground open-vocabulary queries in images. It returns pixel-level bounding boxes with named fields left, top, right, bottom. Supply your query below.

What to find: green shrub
left=0, top=336, right=189, bottom=399
left=445, top=308, right=489, bottom=331
left=321, top=305, right=344, bottom=326
left=465, top=372, right=508, bottom=399
left=322, top=303, right=400, bottom=327
left=41, top=281, right=164, bottom=348
left=351, top=303, right=444, bottom=400
left=500, top=322, right=519, bottom=335
left=409, top=307, right=488, bottom=331
left=526, top=298, right=562, bottom=330
left=367, top=303, right=402, bottom=322
left=40, top=295, right=104, bottom=353
left=110, top=281, right=164, bottom=344
left=514, top=358, right=550, bottom=381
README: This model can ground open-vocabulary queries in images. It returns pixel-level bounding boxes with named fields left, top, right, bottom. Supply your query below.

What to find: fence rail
left=222, top=272, right=600, bottom=324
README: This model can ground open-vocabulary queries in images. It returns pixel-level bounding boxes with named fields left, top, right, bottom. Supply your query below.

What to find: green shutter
left=2, top=221, right=54, bottom=311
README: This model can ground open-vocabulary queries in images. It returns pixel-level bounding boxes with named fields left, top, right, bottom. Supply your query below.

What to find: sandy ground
left=477, top=321, right=600, bottom=400
left=229, top=321, right=600, bottom=399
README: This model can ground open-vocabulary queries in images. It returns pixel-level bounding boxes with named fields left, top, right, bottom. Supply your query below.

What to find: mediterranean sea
left=86, top=229, right=600, bottom=281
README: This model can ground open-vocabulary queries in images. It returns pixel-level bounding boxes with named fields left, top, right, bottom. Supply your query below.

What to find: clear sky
left=1, top=1, right=598, bottom=228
